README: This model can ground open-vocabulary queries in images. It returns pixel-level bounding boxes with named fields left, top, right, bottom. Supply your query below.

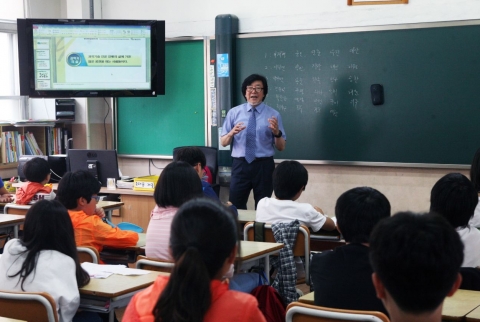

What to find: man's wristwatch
left=274, top=130, right=282, bottom=138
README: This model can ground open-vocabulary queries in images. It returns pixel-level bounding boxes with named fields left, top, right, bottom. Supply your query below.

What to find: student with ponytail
left=124, top=198, right=266, bottom=322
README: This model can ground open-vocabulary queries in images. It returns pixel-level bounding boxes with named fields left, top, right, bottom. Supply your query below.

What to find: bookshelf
left=0, top=122, right=72, bottom=169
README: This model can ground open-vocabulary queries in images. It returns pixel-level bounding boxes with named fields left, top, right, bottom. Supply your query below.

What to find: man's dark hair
left=56, top=170, right=101, bottom=209
left=173, top=147, right=206, bottom=169
left=241, top=74, right=268, bottom=100
left=153, top=161, right=203, bottom=208
left=370, top=212, right=463, bottom=314
left=23, top=157, right=50, bottom=183
left=335, top=187, right=390, bottom=243
left=273, top=160, right=308, bottom=200
left=430, top=172, right=478, bottom=228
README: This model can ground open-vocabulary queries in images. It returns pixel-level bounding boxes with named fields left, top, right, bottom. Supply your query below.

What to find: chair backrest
left=77, top=246, right=100, bottom=264
left=172, top=146, right=218, bottom=181
left=286, top=302, right=390, bottom=322
left=0, top=290, right=58, bottom=322
left=243, top=221, right=311, bottom=285
left=136, top=255, right=174, bottom=273
left=4, top=204, right=31, bottom=215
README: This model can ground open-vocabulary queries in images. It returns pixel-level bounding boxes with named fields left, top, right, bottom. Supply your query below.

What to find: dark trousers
left=229, top=157, right=275, bottom=210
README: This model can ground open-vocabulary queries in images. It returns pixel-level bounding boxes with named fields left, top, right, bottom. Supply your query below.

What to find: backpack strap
left=254, top=221, right=266, bottom=242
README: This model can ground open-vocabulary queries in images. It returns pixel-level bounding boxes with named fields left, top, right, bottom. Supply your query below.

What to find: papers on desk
left=116, top=179, right=134, bottom=189
left=81, top=262, right=151, bottom=278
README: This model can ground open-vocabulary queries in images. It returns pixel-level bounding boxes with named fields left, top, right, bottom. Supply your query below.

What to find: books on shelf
left=0, top=130, right=43, bottom=164
left=45, top=127, right=70, bottom=155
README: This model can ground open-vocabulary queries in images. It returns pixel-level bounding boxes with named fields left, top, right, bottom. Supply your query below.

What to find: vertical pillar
left=214, top=14, right=238, bottom=166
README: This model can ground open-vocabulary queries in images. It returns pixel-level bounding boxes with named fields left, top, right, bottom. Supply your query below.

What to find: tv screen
left=17, top=155, right=67, bottom=183
left=17, top=19, right=165, bottom=97
left=66, top=149, right=119, bottom=187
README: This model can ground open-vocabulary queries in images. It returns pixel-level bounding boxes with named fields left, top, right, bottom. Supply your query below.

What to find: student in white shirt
left=469, top=148, right=480, bottom=227
left=430, top=172, right=480, bottom=267
left=256, top=160, right=336, bottom=232
left=0, top=200, right=99, bottom=322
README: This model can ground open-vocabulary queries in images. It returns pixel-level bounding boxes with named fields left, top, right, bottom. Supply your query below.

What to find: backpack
left=250, top=285, right=286, bottom=322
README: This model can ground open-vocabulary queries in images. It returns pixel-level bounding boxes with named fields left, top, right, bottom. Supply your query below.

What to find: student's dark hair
left=56, top=170, right=101, bottom=210
left=8, top=200, right=90, bottom=291
left=369, top=212, right=463, bottom=314
left=273, top=160, right=308, bottom=200
left=241, top=74, right=268, bottom=100
left=173, top=146, right=206, bottom=169
left=470, top=148, right=480, bottom=192
left=153, top=161, right=203, bottom=208
left=430, top=172, right=478, bottom=228
left=23, top=157, right=50, bottom=183
left=154, top=198, right=238, bottom=322
left=335, top=186, right=391, bottom=243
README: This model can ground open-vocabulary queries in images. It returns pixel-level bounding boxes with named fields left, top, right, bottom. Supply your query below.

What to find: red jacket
left=123, top=275, right=266, bottom=322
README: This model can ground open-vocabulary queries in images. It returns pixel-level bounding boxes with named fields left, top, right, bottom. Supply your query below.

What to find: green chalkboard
left=233, top=24, right=480, bottom=165
left=117, top=40, right=205, bottom=156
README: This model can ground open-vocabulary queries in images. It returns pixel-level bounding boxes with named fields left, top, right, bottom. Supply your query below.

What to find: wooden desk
left=0, top=214, right=25, bottom=238
left=443, top=289, right=480, bottom=321
left=238, top=209, right=256, bottom=224
left=98, top=200, right=124, bottom=221
left=238, top=240, right=283, bottom=283
left=80, top=270, right=167, bottom=322
left=298, top=289, right=480, bottom=321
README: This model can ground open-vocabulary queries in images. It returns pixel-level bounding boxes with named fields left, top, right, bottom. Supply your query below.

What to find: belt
left=235, top=156, right=273, bottom=162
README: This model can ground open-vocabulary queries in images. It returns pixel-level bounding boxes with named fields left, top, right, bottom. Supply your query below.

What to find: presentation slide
left=32, top=24, right=151, bottom=91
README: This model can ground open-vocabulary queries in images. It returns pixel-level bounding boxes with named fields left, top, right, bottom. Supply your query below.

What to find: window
left=0, top=20, right=26, bottom=121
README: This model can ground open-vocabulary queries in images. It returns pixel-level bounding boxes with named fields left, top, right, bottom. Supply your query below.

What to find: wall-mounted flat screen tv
left=17, top=19, right=165, bottom=97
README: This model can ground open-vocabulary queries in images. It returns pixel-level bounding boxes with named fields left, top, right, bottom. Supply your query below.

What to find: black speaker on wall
left=370, top=84, right=384, bottom=105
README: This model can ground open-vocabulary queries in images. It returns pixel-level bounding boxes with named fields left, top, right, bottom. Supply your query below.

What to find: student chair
left=0, top=290, right=58, bottom=322
left=243, top=221, right=311, bottom=285
left=3, top=203, right=31, bottom=215
left=135, top=255, right=174, bottom=273
left=77, top=246, right=100, bottom=264
left=172, top=146, right=220, bottom=196
left=286, top=302, right=390, bottom=322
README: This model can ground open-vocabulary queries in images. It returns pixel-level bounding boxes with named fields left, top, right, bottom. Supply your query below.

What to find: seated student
left=0, top=200, right=101, bottom=322
left=469, top=148, right=480, bottom=227
left=0, top=177, right=13, bottom=203
left=124, top=198, right=266, bottom=322
left=256, top=160, right=336, bottom=232
left=56, top=170, right=138, bottom=256
left=310, top=187, right=390, bottom=316
left=430, top=172, right=480, bottom=267
left=173, top=146, right=238, bottom=215
left=15, top=157, right=55, bottom=205
left=369, top=212, right=463, bottom=322
left=145, top=161, right=203, bottom=260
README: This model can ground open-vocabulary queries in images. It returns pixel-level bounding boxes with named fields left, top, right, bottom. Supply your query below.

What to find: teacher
left=221, top=74, right=286, bottom=209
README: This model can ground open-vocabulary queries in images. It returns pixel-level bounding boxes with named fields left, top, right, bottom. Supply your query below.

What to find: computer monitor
left=18, top=155, right=68, bottom=183
left=66, top=149, right=120, bottom=187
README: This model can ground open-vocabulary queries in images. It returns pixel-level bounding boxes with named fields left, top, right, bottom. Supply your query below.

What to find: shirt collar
left=247, top=102, right=265, bottom=113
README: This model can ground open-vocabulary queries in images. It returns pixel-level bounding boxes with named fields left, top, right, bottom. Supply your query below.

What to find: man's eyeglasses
left=246, top=86, right=264, bottom=93
left=91, top=196, right=101, bottom=202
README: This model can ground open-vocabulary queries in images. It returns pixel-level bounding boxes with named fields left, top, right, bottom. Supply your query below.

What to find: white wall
left=100, top=0, right=480, bottom=37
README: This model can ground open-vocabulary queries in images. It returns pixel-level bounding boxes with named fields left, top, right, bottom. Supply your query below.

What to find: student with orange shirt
left=56, top=170, right=138, bottom=256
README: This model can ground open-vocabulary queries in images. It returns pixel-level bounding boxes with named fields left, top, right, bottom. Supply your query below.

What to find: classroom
left=1, top=0, right=480, bottom=320
left=2, top=0, right=479, bottom=216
